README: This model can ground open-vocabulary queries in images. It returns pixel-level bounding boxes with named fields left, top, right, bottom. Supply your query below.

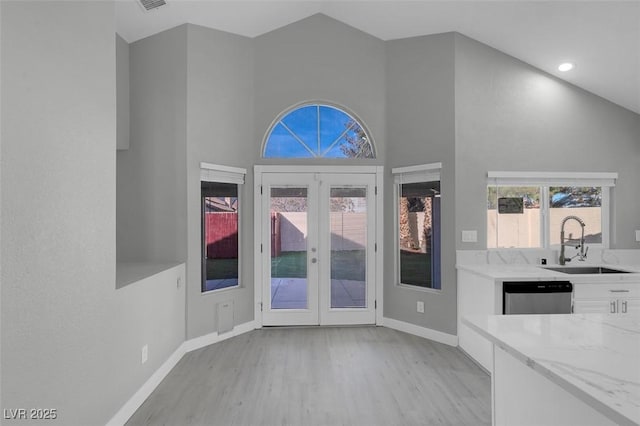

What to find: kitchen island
left=464, top=314, right=640, bottom=426
left=456, top=260, right=640, bottom=372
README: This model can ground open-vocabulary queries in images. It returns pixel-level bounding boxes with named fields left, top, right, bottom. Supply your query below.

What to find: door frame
left=254, top=165, right=384, bottom=328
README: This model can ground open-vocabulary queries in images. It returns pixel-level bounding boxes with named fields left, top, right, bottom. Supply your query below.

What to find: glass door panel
left=319, top=173, right=376, bottom=325
left=261, top=173, right=319, bottom=326
left=329, top=187, right=367, bottom=309
left=270, top=187, right=308, bottom=310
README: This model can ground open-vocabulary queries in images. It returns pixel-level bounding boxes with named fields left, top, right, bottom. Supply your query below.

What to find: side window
left=393, top=163, right=442, bottom=291
left=200, top=163, right=246, bottom=293
left=202, top=182, right=239, bottom=292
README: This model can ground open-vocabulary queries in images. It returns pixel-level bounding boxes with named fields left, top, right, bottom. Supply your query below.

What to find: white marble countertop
left=457, top=263, right=640, bottom=282
left=463, top=314, right=640, bottom=426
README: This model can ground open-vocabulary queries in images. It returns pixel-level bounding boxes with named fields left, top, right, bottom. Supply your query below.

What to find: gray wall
left=184, top=15, right=387, bottom=338
left=254, top=14, right=386, bottom=166
left=454, top=34, right=640, bottom=251
left=0, top=0, right=3, bottom=408
left=117, top=25, right=188, bottom=263
left=2, top=2, right=186, bottom=424
left=116, top=34, right=130, bottom=150
left=384, top=33, right=457, bottom=335
left=108, top=263, right=185, bottom=424
left=1, top=2, right=117, bottom=422
left=185, top=24, right=255, bottom=339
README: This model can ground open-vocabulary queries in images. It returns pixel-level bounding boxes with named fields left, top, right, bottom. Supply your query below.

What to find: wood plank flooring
left=126, top=326, right=491, bottom=426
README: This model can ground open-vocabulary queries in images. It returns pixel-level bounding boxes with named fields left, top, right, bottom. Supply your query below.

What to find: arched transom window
left=263, top=103, right=375, bottom=159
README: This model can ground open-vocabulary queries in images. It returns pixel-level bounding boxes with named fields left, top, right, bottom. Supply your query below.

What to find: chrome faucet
left=559, top=215, right=588, bottom=265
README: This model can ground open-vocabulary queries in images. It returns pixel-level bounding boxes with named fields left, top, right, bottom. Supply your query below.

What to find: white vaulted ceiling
left=116, top=0, right=640, bottom=114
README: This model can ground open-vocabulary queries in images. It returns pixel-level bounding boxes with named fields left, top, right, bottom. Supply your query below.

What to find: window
left=201, top=163, right=246, bottom=293
left=487, top=172, right=616, bottom=249
left=487, top=186, right=541, bottom=248
left=263, top=103, right=375, bottom=159
left=549, top=186, right=602, bottom=245
left=392, top=163, right=442, bottom=290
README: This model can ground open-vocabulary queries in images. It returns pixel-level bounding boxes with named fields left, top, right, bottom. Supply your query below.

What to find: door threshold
left=261, top=324, right=377, bottom=329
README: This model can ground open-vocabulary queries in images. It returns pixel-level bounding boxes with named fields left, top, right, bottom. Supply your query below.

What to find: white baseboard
left=107, top=320, right=257, bottom=426
left=105, top=343, right=186, bottom=426
left=183, top=320, right=257, bottom=353
left=382, top=317, right=458, bottom=347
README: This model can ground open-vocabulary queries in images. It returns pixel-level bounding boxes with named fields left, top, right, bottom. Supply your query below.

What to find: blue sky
left=264, top=105, right=369, bottom=158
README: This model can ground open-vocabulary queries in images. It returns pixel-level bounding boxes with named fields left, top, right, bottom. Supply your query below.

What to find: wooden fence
left=205, top=212, right=238, bottom=259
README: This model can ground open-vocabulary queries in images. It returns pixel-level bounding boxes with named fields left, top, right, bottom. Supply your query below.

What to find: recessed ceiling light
left=558, top=62, right=575, bottom=72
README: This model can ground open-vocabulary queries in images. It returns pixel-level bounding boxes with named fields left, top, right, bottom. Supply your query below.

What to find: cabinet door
left=573, top=283, right=640, bottom=299
left=573, top=299, right=615, bottom=314
left=619, top=298, right=640, bottom=315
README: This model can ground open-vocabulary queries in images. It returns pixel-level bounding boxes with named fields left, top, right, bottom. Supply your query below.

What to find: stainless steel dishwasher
left=503, top=281, right=573, bottom=314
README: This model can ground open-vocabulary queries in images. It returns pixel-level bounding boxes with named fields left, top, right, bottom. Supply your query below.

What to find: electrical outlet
left=636, top=230, right=640, bottom=242
left=416, top=301, right=425, bottom=313
left=141, top=344, right=148, bottom=364
left=176, top=277, right=182, bottom=289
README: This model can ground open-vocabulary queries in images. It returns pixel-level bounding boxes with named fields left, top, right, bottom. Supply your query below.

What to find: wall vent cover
left=138, top=0, right=167, bottom=12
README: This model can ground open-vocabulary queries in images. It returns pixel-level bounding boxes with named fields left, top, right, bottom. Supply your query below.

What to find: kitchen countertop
left=457, top=263, right=640, bottom=282
left=463, top=314, right=640, bottom=426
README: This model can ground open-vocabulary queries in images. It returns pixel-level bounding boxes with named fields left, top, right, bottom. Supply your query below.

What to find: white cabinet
left=457, top=270, right=502, bottom=372
left=619, top=298, right=640, bottom=314
left=573, top=299, right=613, bottom=314
left=573, top=282, right=640, bottom=315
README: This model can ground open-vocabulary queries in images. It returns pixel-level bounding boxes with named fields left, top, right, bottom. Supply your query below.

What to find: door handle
left=622, top=300, right=628, bottom=313
left=610, top=300, right=617, bottom=313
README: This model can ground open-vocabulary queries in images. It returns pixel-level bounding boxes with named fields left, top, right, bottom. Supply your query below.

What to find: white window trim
left=487, top=171, right=617, bottom=187
left=392, top=162, right=442, bottom=293
left=392, top=162, right=442, bottom=184
left=200, top=162, right=246, bottom=294
left=487, top=171, right=617, bottom=250
left=200, top=162, right=246, bottom=185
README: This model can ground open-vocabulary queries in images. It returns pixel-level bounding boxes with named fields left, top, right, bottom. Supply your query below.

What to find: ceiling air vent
left=138, top=0, right=167, bottom=12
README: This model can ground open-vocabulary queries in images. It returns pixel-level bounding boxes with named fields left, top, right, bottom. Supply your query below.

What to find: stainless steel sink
left=543, top=266, right=631, bottom=274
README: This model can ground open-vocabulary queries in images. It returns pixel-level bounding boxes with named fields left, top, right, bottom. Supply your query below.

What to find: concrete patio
left=205, top=278, right=366, bottom=309
left=270, top=278, right=366, bottom=309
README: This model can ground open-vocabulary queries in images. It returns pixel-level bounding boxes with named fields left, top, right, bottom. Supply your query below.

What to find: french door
left=256, top=168, right=379, bottom=326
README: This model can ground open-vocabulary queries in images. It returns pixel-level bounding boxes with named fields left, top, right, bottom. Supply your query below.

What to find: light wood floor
left=126, top=326, right=491, bottom=426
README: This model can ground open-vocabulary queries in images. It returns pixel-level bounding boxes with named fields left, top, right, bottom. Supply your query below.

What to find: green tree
left=339, top=120, right=374, bottom=158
